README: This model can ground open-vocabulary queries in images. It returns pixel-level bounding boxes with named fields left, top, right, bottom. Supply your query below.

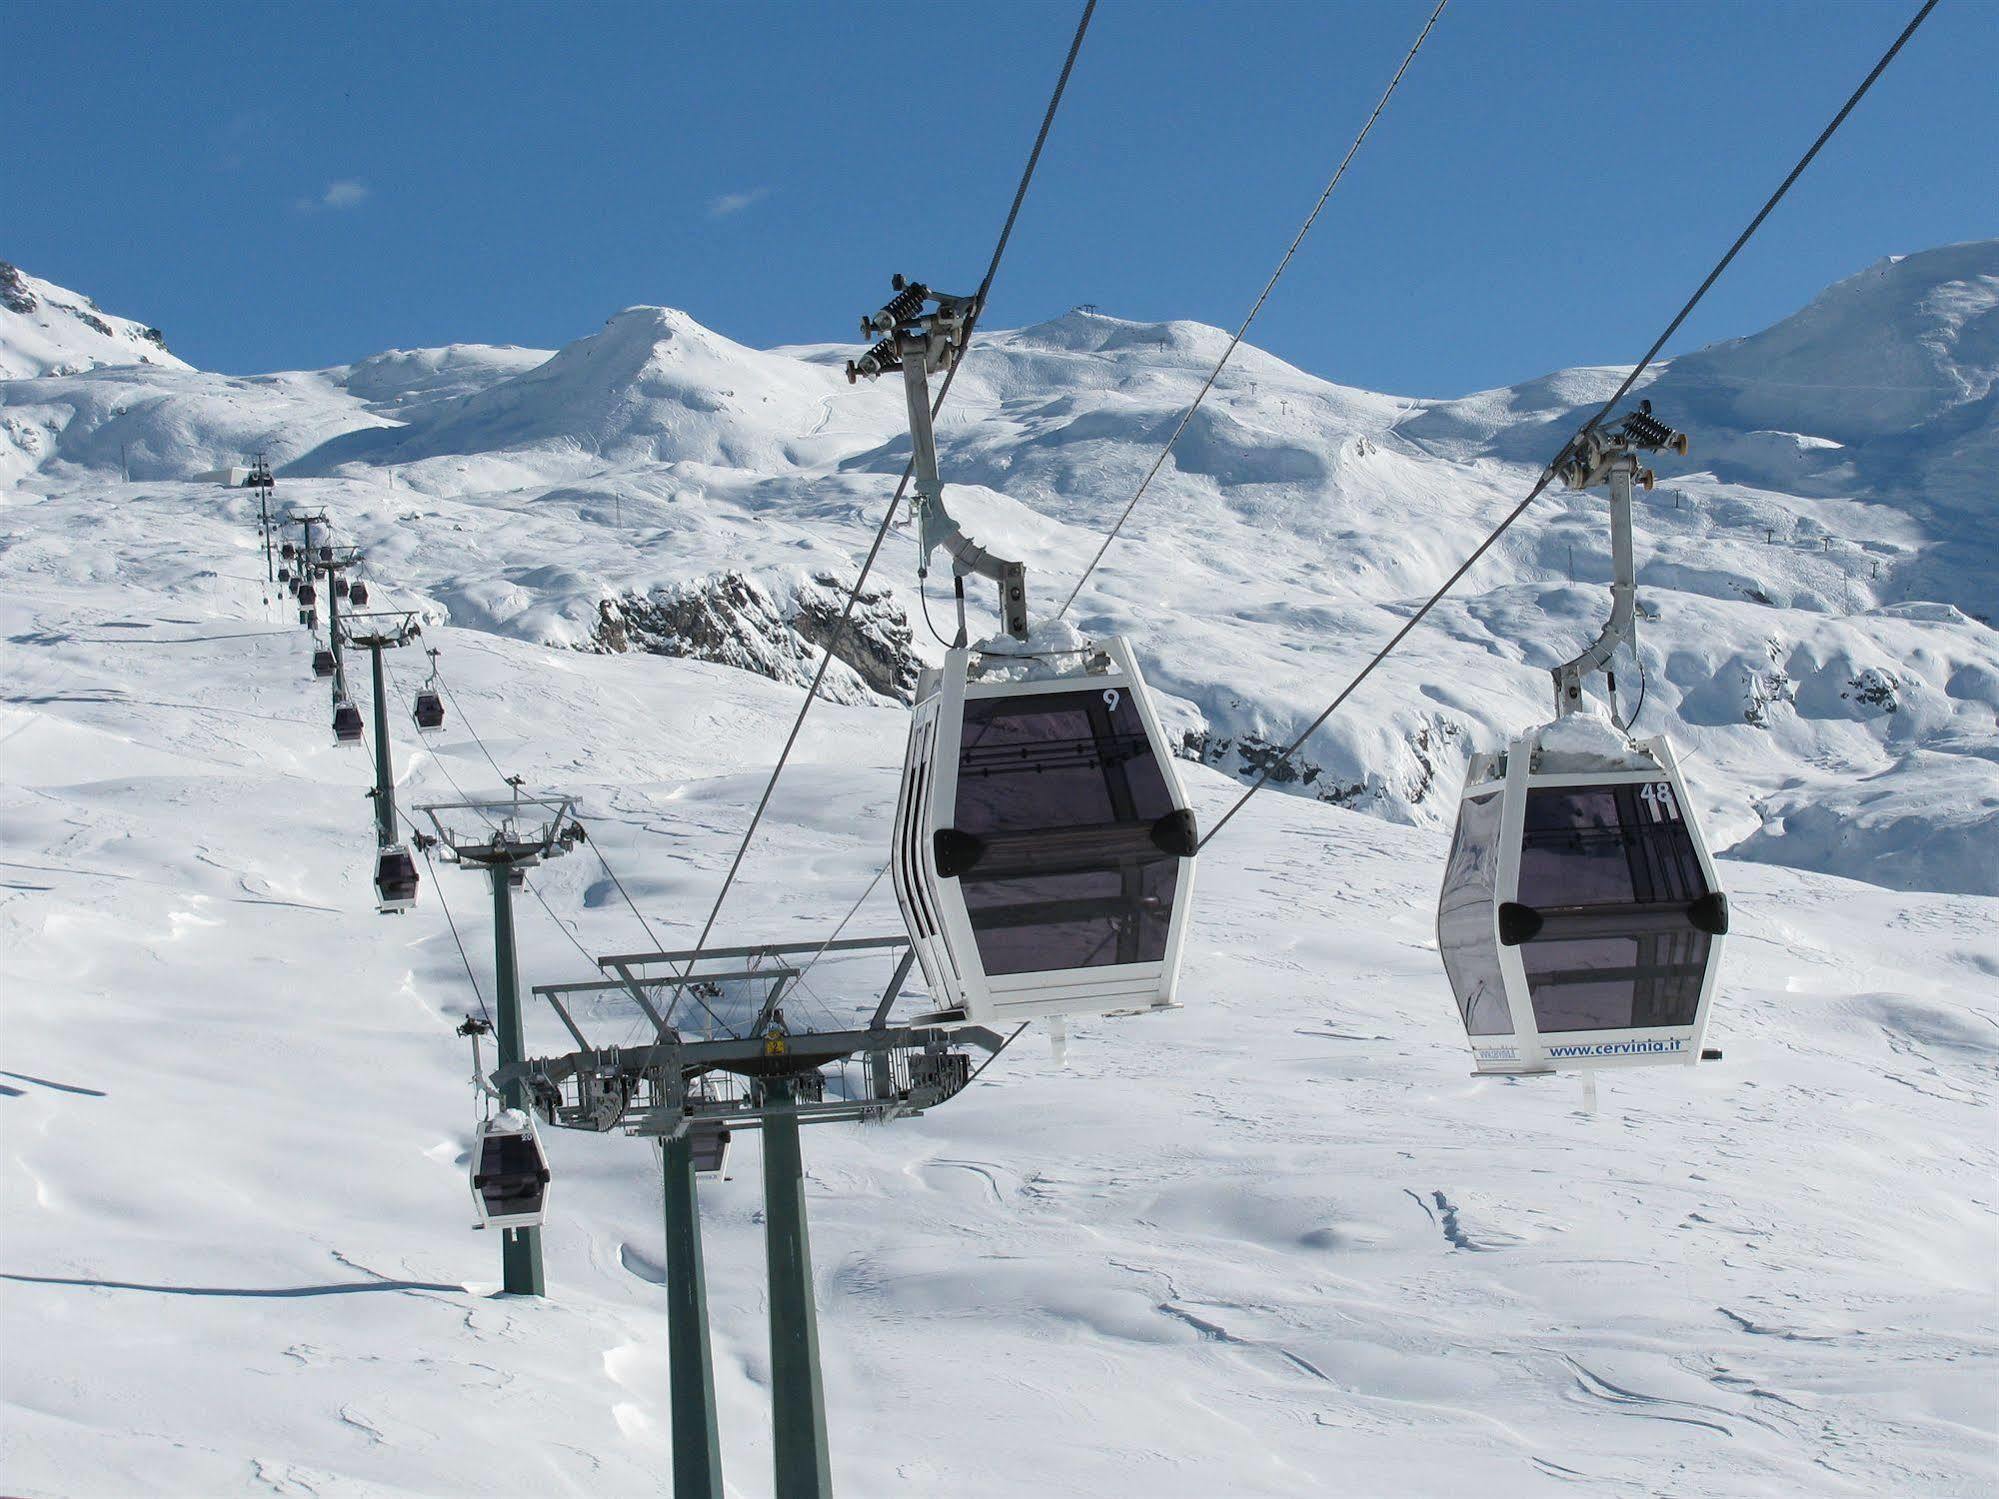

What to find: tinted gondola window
left=1519, top=932, right=1708, bottom=1032
left=1515, top=784, right=1712, bottom=1032
left=954, top=688, right=1179, bottom=975
left=478, top=1134, right=545, bottom=1209
left=1517, top=784, right=1708, bottom=909
left=1438, top=789, right=1510, bottom=1034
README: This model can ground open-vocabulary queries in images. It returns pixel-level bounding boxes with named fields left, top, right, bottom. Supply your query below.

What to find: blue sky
left=6, top=1, right=1991, bottom=395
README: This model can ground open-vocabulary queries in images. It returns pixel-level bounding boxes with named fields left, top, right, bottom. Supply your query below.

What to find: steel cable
left=679, top=0, right=1096, bottom=970
left=1055, top=0, right=1449, bottom=621
left=1197, top=0, right=1937, bottom=853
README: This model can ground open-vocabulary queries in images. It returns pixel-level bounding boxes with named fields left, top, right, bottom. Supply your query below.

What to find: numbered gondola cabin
left=1438, top=717, right=1727, bottom=1074
left=891, top=637, right=1197, bottom=1027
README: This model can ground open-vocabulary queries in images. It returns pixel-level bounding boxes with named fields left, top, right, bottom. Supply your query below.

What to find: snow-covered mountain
left=6, top=245, right=1994, bottom=894
left=1, top=255, right=1993, bottom=1497
left=0, top=262, right=188, bottom=380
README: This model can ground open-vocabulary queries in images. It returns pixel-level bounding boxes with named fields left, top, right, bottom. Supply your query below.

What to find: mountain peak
left=0, top=263, right=191, bottom=380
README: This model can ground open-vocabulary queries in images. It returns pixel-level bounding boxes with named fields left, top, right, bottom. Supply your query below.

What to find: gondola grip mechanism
left=1550, top=404, right=1689, bottom=719
left=851, top=276, right=1030, bottom=641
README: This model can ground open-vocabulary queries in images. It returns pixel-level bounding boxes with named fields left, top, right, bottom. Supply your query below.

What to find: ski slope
left=2, top=256, right=1995, bottom=1496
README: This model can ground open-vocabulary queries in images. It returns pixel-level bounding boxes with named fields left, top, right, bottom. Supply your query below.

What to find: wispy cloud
left=706, top=186, right=768, bottom=220
left=295, top=179, right=370, bottom=213
left=213, top=110, right=272, bottom=172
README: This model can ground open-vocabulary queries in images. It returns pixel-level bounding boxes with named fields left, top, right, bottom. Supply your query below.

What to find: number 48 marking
left=1640, top=781, right=1680, bottom=822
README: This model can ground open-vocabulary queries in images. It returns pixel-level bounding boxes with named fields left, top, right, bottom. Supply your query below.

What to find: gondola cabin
left=891, top=636, right=1196, bottom=1027
left=469, top=1109, right=550, bottom=1230
left=374, top=845, right=419, bottom=913
left=690, top=1120, right=732, bottom=1177
left=332, top=701, right=364, bottom=743
left=333, top=577, right=349, bottom=599
left=348, top=581, right=369, bottom=607
left=311, top=648, right=336, bottom=679
left=1437, top=719, right=1727, bottom=1075
left=412, top=690, right=445, bottom=730
left=296, top=581, right=316, bottom=607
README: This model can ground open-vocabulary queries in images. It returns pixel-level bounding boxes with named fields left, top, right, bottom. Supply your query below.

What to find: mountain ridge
left=5, top=242, right=1994, bottom=894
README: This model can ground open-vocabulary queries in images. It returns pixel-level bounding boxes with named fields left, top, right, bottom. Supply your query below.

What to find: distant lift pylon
left=852, top=278, right=1198, bottom=1028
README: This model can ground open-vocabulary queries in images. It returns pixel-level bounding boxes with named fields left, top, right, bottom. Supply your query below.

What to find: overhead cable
left=680, top=0, right=1097, bottom=968
left=1055, top=0, right=1449, bottom=621
left=1197, top=0, right=1938, bottom=853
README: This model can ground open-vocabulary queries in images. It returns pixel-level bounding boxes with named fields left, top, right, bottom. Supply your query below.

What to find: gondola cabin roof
left=1438, top=718, right=1727, bottom=1076
left=891, top=633, right=1196, bottom=1029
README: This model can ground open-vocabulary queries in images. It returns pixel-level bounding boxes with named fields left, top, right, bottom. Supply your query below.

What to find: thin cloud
left=706, top=187, right=768, bottom=220
left=295, top=179, right=370, bottom=213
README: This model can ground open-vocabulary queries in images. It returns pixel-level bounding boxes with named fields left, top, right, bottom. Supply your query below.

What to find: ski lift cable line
left=388, top=663, right=589, bottom=990
left=393, top=801, right=493, bottom=1027
left=791, top=862, right=890, bottom=993
left=376, top=685, right=498, bottom=1023
left=385, top=665, right=500, bottom=832
left=391, top=670, right=665, bottom=1029
left=427, top=659, right=511, bottom=788
left=1054, top=0, right=1449, bottom=622
left=678, top=0, right=1097, bottom=974
left=395, top=656, right=669, bottom=970
left=1197, top=0, right=1937, bottom=855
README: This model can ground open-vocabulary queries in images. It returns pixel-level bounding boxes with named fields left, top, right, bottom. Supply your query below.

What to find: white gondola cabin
left=374, top=844, right=419, bottom=913
left=1438, top=720, right=1727, bottom=1075
left=332, top=700, right=364, bottom=743
left=891, top=637, right=1197, bottom=1026
left=469, top=1109, right=550, bottom=1230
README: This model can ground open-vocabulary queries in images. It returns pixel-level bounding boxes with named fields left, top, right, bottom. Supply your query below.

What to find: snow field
left=0, top=504, right=1992, bottom=1496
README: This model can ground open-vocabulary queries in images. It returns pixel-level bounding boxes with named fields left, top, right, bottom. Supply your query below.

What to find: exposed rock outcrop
left=588, top=569, right=919, bottom=706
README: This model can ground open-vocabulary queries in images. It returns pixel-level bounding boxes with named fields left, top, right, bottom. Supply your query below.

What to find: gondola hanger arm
left=1550, top=402, right=1688, bottom=719
left=850, top=277, right=1029, bottom=642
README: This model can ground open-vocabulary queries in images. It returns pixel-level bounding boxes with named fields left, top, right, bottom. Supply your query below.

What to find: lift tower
left=341, top=610, right=423, bottom=912
left=507, top=939, right=1007, bottom=1498
left=281, top=510, right=328, bottom=630
left=313, top=545, right=365, bottom=708
left=419, top=788, right=584, bottom=1297
left=249, top=454, right=276, bottom=584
